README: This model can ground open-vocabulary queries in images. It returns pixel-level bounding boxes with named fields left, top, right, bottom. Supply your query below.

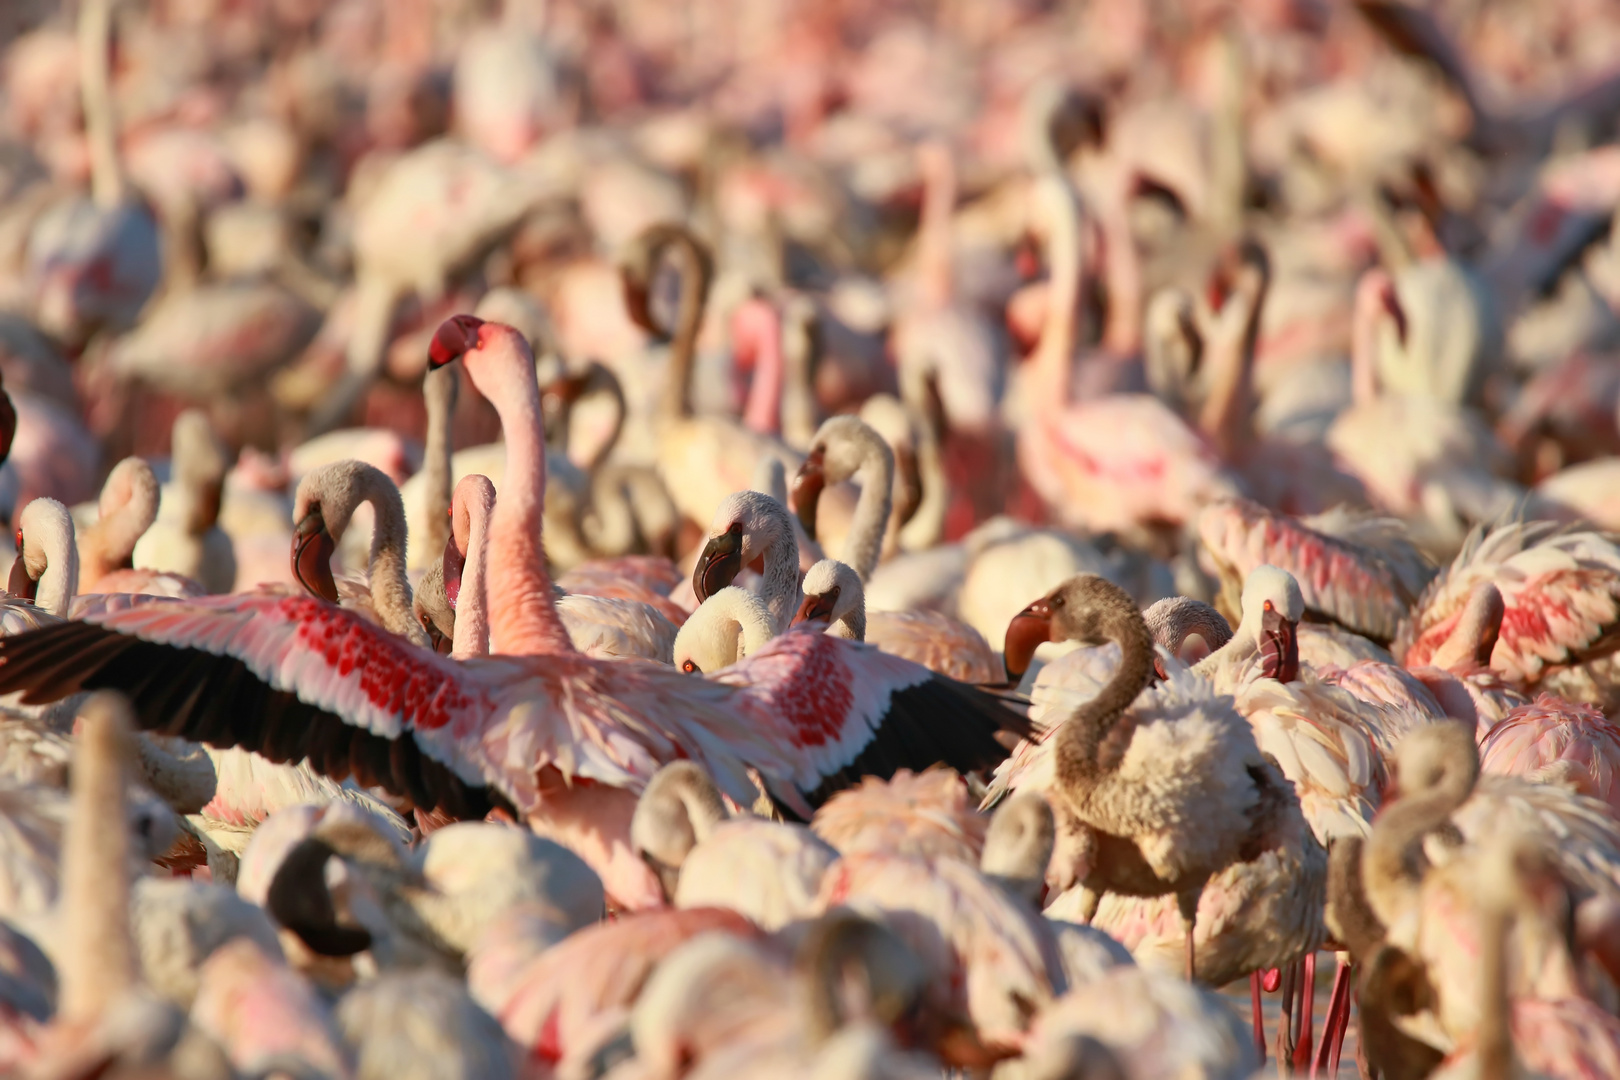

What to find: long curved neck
left=844, top=444, right=895, bottom=585
left=1350, top=270, right=1390, bottom=408
left=349, top=474, right=427, bottom=647
left=1147, top=598, right=1234, bottom=658
left=1362, top=753, right=1479, bottom=929
left=33, top=516, right=79, bottom=617
left=760, top=525, right=803, bottom=637
left=736, top=299, right=785, bottom=436
left=451, top=486, right=493, bottom=659
left=1029, top=175, right=1082, bottom=403
left=660, top=236, right=711, bottom=422
left=779, top=296, right=819, bottom=449
left=82, top=465, right=158, bottom=586
left=1055, top=608, right=1155, bottom=784
left=1198, top=267, right=1267, bottom=461
left=580, top=363, right=628, bottom=472
left=481, top=344, right=577, bottom=656
left=59, top=697, right=136, bottom=1023
left=421, top=366, right=459, bottom=559
left=79, top=0, right=123, bottom=209
left=896, top=372, right=947, bottom=552
left=1192, top=600, right=1264, bottom=676
left=714, top=588, right=776, bottom=657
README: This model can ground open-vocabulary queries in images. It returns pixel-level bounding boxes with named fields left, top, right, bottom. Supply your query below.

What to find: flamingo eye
left=1263, top=600, right=1274, bottom=612
left=12, top=529, right=20, bottom=551
left=1050, top=595, right=1065, bottom=609
left=681, top=659, right=699, bottom=674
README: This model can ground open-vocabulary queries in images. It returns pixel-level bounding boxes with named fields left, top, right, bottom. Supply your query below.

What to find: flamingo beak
left=291, top=510, right=340, bottom=604
left=791, top=448, right=827, bottom=540
left=442, top=533, right=466, bottom=612
left=7, top=554, right=34, bottom=601
left=692, top=523, right=744, bottom=602
left=428, top=314, right=486, bottom=369
left=1258, top=603, right=1299, bottom=684
left=1002, top=599, right=1054, bottom=682
left=793, top=587, right=838, bottom=626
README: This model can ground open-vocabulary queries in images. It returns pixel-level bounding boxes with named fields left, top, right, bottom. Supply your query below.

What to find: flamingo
left=1198, top=497, right=1434, bottom=647
left=71, top=457, right=158, bottom=591
left=990, top=574, right=1275, bottom=980
left=290, top=459, right=430, bottom=649
left=0, top=316, right=1025, bottom=911
left=791, top=413, right=894, bottom=584
left=794, top=559, right=1001, bottom=684
left=620, top=225, right=800, bottom=532
left=131, top=410, right=235, bottom=594
left=189, top=937, right=352, bottom=1080
left=1477, top=695, right=1620, bottom=816
left=629, top=759, right=836, bottom=929
left=1394, top=519, right=1620, bottom=712
left=1012, top=141, right=1239, bottom=539
left=338, top=968, right=521, bottom=1080
left=5, top=497, right=77, bottom=621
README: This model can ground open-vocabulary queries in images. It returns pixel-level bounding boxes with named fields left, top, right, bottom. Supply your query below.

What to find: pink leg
left=1293, top=951, right=1317, bottom=1073
left=1251, top=971, right=1268, bottom=1065
left=1337, top=980, right=1359, bottom=1079
left=1313, top=958, right=1352, bottom=1079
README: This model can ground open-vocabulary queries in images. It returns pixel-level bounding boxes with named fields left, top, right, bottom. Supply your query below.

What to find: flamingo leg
left=1251, top=971, right=1268, bottom=1066
left=1177, top=888, right=1200, bottom=982
left=1293, top=951, right=1316, bottom=1074
left=1314, top=957, right=1353, bottom=1079
left=1275, top=961, right=1297, bottom=1075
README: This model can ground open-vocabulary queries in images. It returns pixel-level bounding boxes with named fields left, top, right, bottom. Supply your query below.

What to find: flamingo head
left=692, top=522, right=743, bottom=603
left=413, top=560, right=455, bottom=656
left=791, top=446, right=827, bottom=539
left=1241, top=565, right=1303, bottom=684
left=7, top=526, right=34, bottom=601
left=1004, top=575, right=1145, bottom=682
left=793, top=559, right=861, bottom=628
left=427, top=314, right=487, bottom=369
left=291, top=505, right=339, bottom=603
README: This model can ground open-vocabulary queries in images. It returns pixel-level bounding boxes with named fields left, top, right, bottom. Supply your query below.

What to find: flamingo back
left=1478, top=695, right=1620, bottom=817
left=812, top=767, right=987, bottom=863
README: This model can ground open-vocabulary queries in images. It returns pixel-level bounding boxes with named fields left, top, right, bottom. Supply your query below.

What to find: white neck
left=450, top=480, right=494, bottom=659
left=678, top=587, right=776, bottom=671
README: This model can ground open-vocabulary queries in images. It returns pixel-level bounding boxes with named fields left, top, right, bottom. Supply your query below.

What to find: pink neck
left=1030, top=176, right=1082, bottom=403
left=469, top=331, right=576, bottom=657
left=733, top=298, right=784, bottom=436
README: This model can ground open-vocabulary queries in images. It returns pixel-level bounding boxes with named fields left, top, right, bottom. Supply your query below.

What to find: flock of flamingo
left=3, top=0, right=1620, bottom=1077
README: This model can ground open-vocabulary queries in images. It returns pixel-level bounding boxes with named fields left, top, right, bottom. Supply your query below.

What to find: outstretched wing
left=715, top=627, right=1031, bottom=807
left=0, top=594, right=507, bottom=818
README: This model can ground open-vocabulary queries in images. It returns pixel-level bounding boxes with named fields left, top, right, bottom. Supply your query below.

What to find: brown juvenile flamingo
left=993, top=574, right=1274, bottom=980
left=0, top=316, right=1025, bottom=911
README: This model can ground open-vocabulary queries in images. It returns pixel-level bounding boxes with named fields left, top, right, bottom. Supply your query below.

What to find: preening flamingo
left=5, top=497, right=77, bottom=621
left=72, top=456, right=158, bottom=591
left=1395, top=519, right=1620, bottom=711
left=0, top=316, right=1025, bottom=912
left=992, top=574, right=1276, bottom=980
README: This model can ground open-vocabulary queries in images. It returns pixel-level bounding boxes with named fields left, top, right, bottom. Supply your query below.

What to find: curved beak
left=1258, top=604, right=1299, bottom=684
left=790, top=448, right=827, bottom=540
left=424, top=621, right=451, bottom=656
left=692, top=523, right=744, bottom=603
left=443, top=533, right=466, bottom=612
left=428, top=314, right=486, bottom=369
left=7, top=555, right=34, bottom=601
left=793, top=588, right=838, bottom=626
left=1002, top=599, right=1054, bottom=682
left=291, top=511, right=340, bottom=604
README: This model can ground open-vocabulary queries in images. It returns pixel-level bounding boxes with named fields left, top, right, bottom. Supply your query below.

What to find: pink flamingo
left=1478, top=694, right=1620, bottom=817
left=0, top=316, right=1024, bottom=911
left=1395, top=519, right=1620, bottom=712
left=811, top=766, right=988, bottom=863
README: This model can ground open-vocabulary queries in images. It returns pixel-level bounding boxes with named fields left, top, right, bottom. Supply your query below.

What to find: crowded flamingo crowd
left=3, top=0, right=1620, bottom=1076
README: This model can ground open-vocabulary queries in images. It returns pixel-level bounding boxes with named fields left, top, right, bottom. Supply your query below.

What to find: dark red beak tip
left=428, top=315, right=486, bottom=369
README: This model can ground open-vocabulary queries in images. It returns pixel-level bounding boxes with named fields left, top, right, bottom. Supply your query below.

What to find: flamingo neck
left=1146, top=597, right=1234, bottom=659
left=683, top=587, right=775, bottom=666
left=828, top=597, right=865, bottom=642
left=1029, top=175, right=1082, bottom=404
left=450, top=483, right=493, bottom=659
left=1099, top=213, right=1143, bottom=357
left=481, top=345, right=576, bottom=656
left=59, top=697, right=137, bottom=1022
left=1350, top=270, right=1391, bottom=408
left=735, top=299, right=785, bottom=436
left=660, top=238, right=709, bottom=422
left=27, top=507, right=79, bottom=618
left=1055, top=604, right=1155, bottom=786
left=421, top=366, right=459, bottom=560
left=78, top=0, right=123, bottom=209
left=346, top=473, right=427, bottom=648
left=81, top=460, right=159, bottom=587
left=759, top=525, right=803, bottom=637
left=1197, top=269, right=1267, bottom=461
left=1430, top=584, right=1503, bottom=670
left=917, top=143, right=957, bottom=312
left=844, top=456, right=894, bottom=585
left=1361, top=735, right=1479, bottom=930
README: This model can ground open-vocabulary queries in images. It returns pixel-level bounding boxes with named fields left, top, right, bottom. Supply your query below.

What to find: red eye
left=681, top=659, right=698, bottom=674
left=1263, top=600, right=1274, bottom=612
